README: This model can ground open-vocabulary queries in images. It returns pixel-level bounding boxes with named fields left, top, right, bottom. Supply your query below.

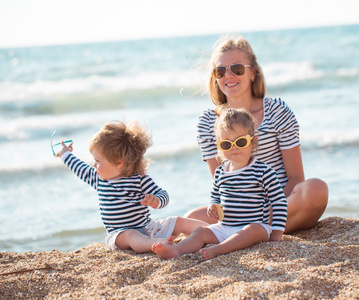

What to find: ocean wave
left=336, top=67, right=359, bottom=77
left=0, top=112, right=102, bottom=142
left=263, top=61, right=324, bottom=86
left=0, top=142, right=199, bottom=177
left=0, top=226, right=105, bottom=252
left=2, top=61, right=357, bottom=105
left=0, top=71, right=203, bottom=103
left=301, top=129, right=359, bottom=150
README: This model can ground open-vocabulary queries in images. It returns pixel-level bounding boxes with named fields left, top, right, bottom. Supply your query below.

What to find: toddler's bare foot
left=166, top=235, right=174, bottom=245
left=152, top=242, right=180, bottom=259
left=199, top=246, right=220, bottom=260
left=152, top=234, right=173, bottom=245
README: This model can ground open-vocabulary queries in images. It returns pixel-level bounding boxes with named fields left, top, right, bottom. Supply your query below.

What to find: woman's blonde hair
left=208, top=35, right=266, bottom=113
left=214, top=108, right=258, bottom=162
left=89, top=120, right=152, bottom=177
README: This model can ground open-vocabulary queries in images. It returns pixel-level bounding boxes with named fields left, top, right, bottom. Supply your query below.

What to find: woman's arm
left=281, top=146, right=305, bottom=197
left=206, top=157, right=221, bottom=178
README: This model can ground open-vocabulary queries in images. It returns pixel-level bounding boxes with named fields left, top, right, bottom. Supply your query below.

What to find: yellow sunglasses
left=217, top=135, right=253, bottom=151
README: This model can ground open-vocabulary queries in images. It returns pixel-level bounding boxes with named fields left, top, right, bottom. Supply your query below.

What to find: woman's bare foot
left=199, top=246, right=220, bottom=260
left=151, top=242, right=181, bottom=259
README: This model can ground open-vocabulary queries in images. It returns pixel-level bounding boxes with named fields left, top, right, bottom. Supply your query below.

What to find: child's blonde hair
left=214, top=108, right=258, bottom=162
left=89, top=120, right=152, bottom=177
left=207, top=35, right=266, bottom=115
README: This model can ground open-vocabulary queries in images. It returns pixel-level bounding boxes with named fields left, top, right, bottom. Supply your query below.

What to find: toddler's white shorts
left=207, top=222, right=271, bottom=243
left=105, top=216, right=178, bottom=250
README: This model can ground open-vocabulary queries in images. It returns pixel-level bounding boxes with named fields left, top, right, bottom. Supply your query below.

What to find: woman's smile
left=225, top=82, right=239, bottom=88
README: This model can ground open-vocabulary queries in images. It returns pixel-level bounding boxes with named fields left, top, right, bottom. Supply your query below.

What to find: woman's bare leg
left=285, top=178, right=328, bottom=233
left=199, top=223, right=269, bottom=260
left=171, top=216, right=209, bottom=236
left=183, top=206, right=218, bottom=224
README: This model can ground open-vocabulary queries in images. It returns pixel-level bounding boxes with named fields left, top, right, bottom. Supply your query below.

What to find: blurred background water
left=1, top=24, right=358, bottom=252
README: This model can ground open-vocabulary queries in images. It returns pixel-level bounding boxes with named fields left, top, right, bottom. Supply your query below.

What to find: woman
left=184, top=35, right=328, bottom=238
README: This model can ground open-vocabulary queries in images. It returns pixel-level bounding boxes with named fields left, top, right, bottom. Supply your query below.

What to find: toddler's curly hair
left=89, top=120, right=152, bottom=177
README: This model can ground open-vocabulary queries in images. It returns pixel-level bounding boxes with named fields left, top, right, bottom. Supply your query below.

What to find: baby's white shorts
left=207, top=222, right=271, bottom=243
left=105, top=216, right=178, bottom=250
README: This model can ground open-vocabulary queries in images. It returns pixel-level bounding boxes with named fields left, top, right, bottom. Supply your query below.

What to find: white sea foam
left=336, top=67, right=358, bottom=77
left=0, top=70, right=204, bottom=102
left=263, top=61, right=324, bottom=86
left=301, top=128, right=359, bottom=149
left=1, top=60, right=348, bottom=103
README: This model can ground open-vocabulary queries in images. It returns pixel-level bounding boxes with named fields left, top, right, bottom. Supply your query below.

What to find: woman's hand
left=141, top=194, right=160, bottom=209
left=207, top=204, right=219, bottom=220
left=281, top=146, right=305, bottom=197
left=55, top=141, right=73, bottom=158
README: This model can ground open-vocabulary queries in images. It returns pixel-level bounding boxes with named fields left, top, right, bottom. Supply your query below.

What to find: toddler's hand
left=207, top=204, right=219, bottom=220
left=55, top=141, right=74, bottom=158
left=269, top=230, right=284, bottom=242
left=141, top=194, right=160, bottom=209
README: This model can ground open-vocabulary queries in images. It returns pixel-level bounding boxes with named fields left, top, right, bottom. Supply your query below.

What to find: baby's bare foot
left=166, top=235, right=174, bottom=245
left=152, top=235, right=173, bottom=246
left=199, top=246, right=220, bottom=260
left=152, top=242, right=180, bottom=259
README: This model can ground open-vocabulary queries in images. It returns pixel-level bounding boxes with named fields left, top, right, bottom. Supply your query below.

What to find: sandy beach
left=1, top=216, right=359, bottom=299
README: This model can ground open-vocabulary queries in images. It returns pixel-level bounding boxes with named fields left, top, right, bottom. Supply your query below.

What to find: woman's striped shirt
left=62, top=152, right=169, bottom=234
left=197, top=97, right=300, bottom=188
left=210, top=158, right=287, bottom=231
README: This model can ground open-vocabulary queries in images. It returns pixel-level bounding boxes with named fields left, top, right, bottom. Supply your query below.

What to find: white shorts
left=105, top=216, right=178, bottom=250
left=208, top=222, right=271, bottom=243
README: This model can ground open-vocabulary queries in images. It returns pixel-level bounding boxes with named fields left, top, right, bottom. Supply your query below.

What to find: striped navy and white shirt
left=62, top=152, right=169, bottom=234
left=197, top=97, right=300, bottom=188
left=210, top=158, right=287, bottom=231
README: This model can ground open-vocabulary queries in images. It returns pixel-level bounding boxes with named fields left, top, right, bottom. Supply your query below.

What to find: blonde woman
left=185, top=35, right=328, bottom=235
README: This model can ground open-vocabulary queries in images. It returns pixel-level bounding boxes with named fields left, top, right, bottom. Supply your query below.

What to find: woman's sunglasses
left=50, top=130, right=73, bottom=156
left=213, top=63, right=251, bottom=79
left=217, top=135, right=253, bottom=151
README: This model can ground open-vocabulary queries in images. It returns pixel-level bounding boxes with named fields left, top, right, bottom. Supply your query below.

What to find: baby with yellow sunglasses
left=152, top=108, right=287, bottom=260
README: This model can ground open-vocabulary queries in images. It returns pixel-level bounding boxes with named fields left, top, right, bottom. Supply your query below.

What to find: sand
left=1, top=216, right=359, bottom=299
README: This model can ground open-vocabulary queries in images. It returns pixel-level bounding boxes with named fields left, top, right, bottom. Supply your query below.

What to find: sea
left=1, top=24, right=358, bottom=253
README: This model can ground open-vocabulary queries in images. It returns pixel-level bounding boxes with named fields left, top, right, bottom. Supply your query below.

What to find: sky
left=0, top=0, right=358, bottom=48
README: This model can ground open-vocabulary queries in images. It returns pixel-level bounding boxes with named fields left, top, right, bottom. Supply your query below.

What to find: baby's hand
left=55, top=141, right=74, bottom=158
left=207, top=204, right=219, bottom=220
left=141, top=194, right=160, bottom=209
left=269, top=230, right=284, bottom=242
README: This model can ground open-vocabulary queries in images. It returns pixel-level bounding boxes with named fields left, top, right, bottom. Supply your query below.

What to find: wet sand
left=1, top=216, right=359, bottom=299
